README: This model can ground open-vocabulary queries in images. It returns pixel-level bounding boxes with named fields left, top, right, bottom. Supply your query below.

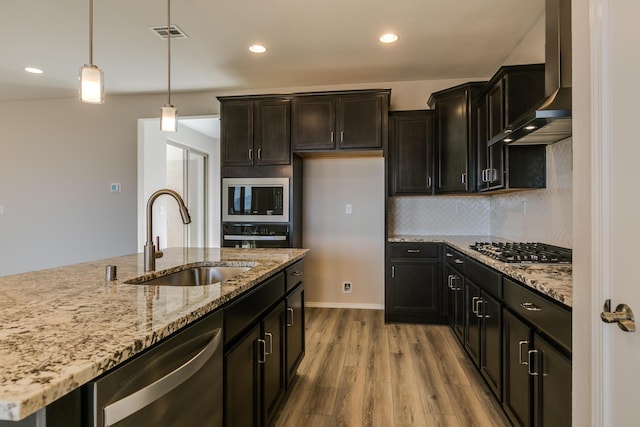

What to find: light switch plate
left=110, top=183, right=121, bottom=193
left=345, top=204, right=352, bottom=215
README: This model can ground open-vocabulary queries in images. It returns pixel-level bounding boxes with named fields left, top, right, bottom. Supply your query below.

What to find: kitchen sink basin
left=126, top=265, right=250, bottom=286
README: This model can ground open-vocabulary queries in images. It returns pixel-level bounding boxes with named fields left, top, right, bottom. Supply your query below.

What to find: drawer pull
left=291, top=271, right=304, bottom=276
left=454, top=259, right=464, bottom=264
left=407, top=249, right=421, bottom=253
left=446, top=253, right=453, bottom=257
left=521, top=302, right=542, bottom=312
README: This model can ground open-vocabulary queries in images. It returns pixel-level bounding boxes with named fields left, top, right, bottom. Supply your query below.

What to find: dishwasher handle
left=103, top=327, right=223, bottom=426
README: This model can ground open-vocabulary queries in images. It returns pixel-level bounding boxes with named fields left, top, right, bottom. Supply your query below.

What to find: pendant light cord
left=167, top=0, right=171, bottom=105
left=89, top=0, right=94, bottom=65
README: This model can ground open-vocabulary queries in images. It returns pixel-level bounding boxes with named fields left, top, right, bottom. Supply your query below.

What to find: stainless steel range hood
left=493, top=0, right=572, bottom=146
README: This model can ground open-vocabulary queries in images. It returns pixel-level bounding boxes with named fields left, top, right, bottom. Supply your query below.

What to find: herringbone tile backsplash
left=389, top=138, right=573, bottom=248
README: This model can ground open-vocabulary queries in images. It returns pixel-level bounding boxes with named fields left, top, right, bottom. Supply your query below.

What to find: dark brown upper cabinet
left=219, top=96, right=291, bottom=167
left=476, top=65, right=547, bottom=193
left=428, top=82, right=486, bottom=194
left=292, top=90, right=390, bottom=153
left=388, top=110, right=435, bottom=195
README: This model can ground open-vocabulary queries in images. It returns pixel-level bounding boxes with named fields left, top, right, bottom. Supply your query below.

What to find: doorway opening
left=137, top=116, right=220, bottom=250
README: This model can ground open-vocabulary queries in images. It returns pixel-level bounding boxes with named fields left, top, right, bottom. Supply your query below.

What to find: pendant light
left=161, top=0, right=177, bottom=132
left=79, top=0, right=104, bottom=104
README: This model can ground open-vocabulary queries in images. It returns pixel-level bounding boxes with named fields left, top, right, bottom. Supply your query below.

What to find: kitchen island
left=0, top=247, right=308, bottom=422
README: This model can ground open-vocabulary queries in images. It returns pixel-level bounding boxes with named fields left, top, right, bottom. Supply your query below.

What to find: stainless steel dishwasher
left=86, top=310, right=223, bottom=427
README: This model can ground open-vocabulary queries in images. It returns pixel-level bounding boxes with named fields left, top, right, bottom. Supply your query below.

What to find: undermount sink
left=125, top=265, right=250, bottom=286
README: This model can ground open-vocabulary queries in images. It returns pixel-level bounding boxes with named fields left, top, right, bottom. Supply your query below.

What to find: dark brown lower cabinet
left=386, top=243, right=444, bottom=323
left=444, top=264, right=464, bottom=342
left=285, top=283, right=305, bottom=387
left=262, top=303, right=286, bottom=427
left=479, top=291, right=502, bottom=399
left=502, top=309, right=571, bottom=427
left=225, top=325, right=261, bottom=427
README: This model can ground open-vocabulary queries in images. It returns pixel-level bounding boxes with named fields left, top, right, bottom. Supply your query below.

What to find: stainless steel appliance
left=86, top=310, right=223, bottom=427
left=222, top=177, right=289, bottom=223
left=222, top=223, right=289, bottom=248
left=469, top=242, right=572, bottom=263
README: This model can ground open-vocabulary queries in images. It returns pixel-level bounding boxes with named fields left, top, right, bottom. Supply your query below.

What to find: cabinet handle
left=447, top=274, right=454, bottom=289
left=446, top=252, right=453, bottom=258
left=407, top=249, right=421, bottom=253
left=461, top=173, right=466, bottom=185
left=287, top=308, right=294, bottom=327
left=518, top=340, right=529, bottom=365
left=291, top=271, right=304, bottom=277
left=520, top=302, right=542, bottom=312
left=257, top=148, right=262, bottom=160
left=264, top=332, right=273, bottom=356
left=248, top=148, right=253, bottom=161
left=454, top=259, right=464, bottom=265
left=331, top=131, right=335, bottom=142
left=474, top=298, right=484, bottom=318
left=392, top=265, right=395, bottom=278
left=527, top=349, right=539, bottom=376
left=481, top=169, right=487, bottom=183
left=427, top=176, right=432, bottom=189
left=340, top=131, right=344, bottom=142
left=472, top=296, right=480, bottom=314
left=257, top=339, right=266, bottom=364
left=453, top=276, right=461, bottom=291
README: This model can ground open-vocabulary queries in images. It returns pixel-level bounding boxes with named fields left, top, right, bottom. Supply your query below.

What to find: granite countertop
left=389, top=235, right=572, bottom=308
left=0, top=247, right=308, bottom=422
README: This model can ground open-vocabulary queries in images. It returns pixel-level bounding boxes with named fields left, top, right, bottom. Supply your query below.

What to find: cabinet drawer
left=503, top=277, right=571, bottom=353
left=389, top=242, right=440, bottom=259
left=465, top=257, right=502, bottom=298
left=225, top=273, right=285, bottom=344
left=285, top=259, right=305, bottom=292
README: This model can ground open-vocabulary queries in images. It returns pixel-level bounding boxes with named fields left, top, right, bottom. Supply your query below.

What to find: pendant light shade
left=161, top=0, right=177, bottom=132
left=161, top=104, right=178, bottom=132
left=80, top=0, right=104, bottom=104
left=80, top=64, right=104, bottom=104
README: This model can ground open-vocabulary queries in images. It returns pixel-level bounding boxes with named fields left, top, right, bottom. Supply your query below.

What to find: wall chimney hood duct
left=493, top=0, right=572, bottom=146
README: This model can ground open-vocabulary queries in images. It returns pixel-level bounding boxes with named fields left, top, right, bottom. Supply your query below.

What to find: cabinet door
left=221, top=100, right=254, bottom=166
left=488, top=80, right=504, bottom=141
left=464, top=280, right=481, bottom=367
left=337, top=93, right=384, bottom=149
left=533, top=334, right=571, bottom=427
left=389, top=111, right=434, bottom=194
left=476, top=96, right=489, bottom=192
left=286, top=284, right=305, bottom=387
left=435, top=89, right=470, bottom=193
left=487, top=141, right=505, bottom=190
left=291, top=95, right=336, bottom=150
left=254, top=99, right=291, bottom=165
left=388, top=261, right=442, bottom=323
left=444, top=264, right=464, bottom=341
left=225, top=324, right=261, bottom=427
left=262, top=303, right=286, bottom=427
left=480, top=291, right=502, bottom=398
left=503, top=309, right=532, bottom=427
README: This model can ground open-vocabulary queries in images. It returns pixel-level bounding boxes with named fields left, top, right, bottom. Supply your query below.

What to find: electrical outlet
left=342, top=281, right=352, bottom=293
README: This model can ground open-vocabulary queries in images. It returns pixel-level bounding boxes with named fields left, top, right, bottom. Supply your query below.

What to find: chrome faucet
left=144, top=189, right=191, bottom=272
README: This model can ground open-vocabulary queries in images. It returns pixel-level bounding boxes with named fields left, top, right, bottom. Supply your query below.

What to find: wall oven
left=222, top=178, right=289, bottom=223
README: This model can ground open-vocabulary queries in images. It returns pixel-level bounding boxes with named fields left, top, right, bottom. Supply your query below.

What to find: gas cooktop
left=469, top=242, right=572, bottom=264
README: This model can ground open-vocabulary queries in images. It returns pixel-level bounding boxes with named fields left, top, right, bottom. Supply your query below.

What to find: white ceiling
left=1, top=0, right=544, bottom=102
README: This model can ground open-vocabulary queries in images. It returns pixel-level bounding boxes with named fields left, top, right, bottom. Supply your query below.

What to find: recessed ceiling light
left=379, top=33, right=399, bottom=43
left=249, top=44, right=267, bottom=53
left=24, top=67, right=43, bottom=74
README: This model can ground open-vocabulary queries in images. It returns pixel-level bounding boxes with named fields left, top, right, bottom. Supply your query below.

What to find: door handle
left=601, top=299, right=636, bottom=332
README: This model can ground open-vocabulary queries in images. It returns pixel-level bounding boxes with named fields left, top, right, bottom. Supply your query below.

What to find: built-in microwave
left=222, top=177, right=289, bottom=223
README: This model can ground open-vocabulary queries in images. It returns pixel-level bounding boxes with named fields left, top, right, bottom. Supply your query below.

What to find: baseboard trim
left=305, top=302, right=384, bottom=310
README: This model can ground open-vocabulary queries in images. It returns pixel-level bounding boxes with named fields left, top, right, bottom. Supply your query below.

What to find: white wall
left=302, top=157, right=385, bottom=308
left=0, top=92, right=219, bottom=276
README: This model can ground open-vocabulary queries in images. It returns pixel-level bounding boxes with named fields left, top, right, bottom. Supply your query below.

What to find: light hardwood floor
left=274, top=308, right=512, bottom=427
